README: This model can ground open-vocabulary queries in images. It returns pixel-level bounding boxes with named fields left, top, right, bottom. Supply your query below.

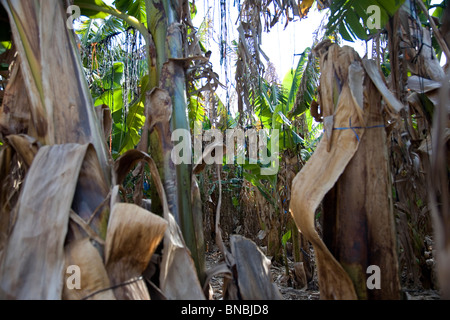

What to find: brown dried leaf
left=5, top=134, right=39, bottom=168
left=0, top=143, right=91, bottom=299
left=62, top=238, right=115, bottom=300
left=362, top=59, right=404, bottom=114
left=2, top=0, right=110, bottom=172
left=114, top=150, right=205, bottom=300
left=146, top=88, right=172, bottom=133
left=230, top=235, right=283, bottom=300
left=159, top=212, right=206, bottom=300
left=95, top=104, right=112, bottom=143
left=0, top=61, right=32, bottom=137
left=105, top=203, right=167, bottom=300
left=290, top=42, right=366, bottom=300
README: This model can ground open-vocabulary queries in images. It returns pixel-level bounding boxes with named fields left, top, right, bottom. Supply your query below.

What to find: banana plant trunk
left=145, top=0, right=205, bottom=282
left=322, top=76, right=402, bottom=299
left=0, top=0, right=111, bottom=234
left=290, top=42, right=402, bottom=299
left=0, top=0, right=113, bottom=298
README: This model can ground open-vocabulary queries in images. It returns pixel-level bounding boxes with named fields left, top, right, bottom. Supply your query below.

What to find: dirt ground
left=204, top=245, right=441, bottom=300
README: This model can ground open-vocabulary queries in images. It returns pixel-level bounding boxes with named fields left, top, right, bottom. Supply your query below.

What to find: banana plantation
left=0, top=0, right=448, bottom=301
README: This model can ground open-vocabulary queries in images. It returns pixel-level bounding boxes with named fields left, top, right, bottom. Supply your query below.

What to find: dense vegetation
left=0, top=0, right=448, bottom=300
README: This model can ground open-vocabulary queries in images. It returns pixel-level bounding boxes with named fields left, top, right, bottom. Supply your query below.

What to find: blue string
left=332, top=118, right=385, bottom=142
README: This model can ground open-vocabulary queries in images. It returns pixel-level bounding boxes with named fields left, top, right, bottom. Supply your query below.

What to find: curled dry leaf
left=291, top=41, right=403, bottom=299
left=290, top=42, right=366, bottom=300
left=362, top=59, right=404, bottom=114
left=94, top=104, right=112, bottom=143
left=5, top=134, right=39, bottom=168
left=146, top=88, right=173, bottom=133
left=229, top=235, right=283, bottom=300
left=0, top=143, right=92, bottom=299
left=115, top=149, right=205, bottom=300
left=105, top=203, right=168, bottom=300
left=63, top=238, right=115, bottom=300
left=159, top=212, right=206, bottom=299
left=70, top=142, right=110, bottom=241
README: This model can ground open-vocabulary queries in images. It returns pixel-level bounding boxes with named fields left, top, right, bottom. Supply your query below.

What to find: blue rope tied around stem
left=333, top=118, right=385, bottom=142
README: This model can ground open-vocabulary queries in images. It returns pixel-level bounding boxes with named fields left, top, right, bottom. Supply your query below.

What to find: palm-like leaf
left=326, top=0, right=406, bottom=41
left=77, top=15, right=125, bottom=46
left=289, top=47, right=320, bottom=118
left=114, top=0, right=147, bottom=25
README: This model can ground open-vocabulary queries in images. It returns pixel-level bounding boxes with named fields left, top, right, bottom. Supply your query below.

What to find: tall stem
left=146, top=0, right=204, bottom=282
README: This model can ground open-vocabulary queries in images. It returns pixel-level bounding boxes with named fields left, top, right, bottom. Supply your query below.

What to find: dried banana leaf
left=398, top=1, right=446, bottom=81
left=291, top=41, right=402, bottom=299
left=159, top=212, right=206, bottom=299
left=0, top=143, right=92, bottom=299
left=290, top=43, right=365, bottom=300
left=362, top=59, right=404, bottom=114
left=407, top=76, right=442, bottom=106
left=290, top=93, right=361, bottom=299
left=230, top=235, right=283, bottom=300
left=4, top=134, right=39, bottom=168
left=105, top=203, right=167, bottom=300
left=115, top=149, right=205, bottom=300
left=0, top=61, right=32, bottom=136
left=407, top=75, right=442, bottom=93
left=70, top=140, right=110, bottom=240
left=203, top=262, right=233, bottom=296
left=63, top=237, right=115, bottom=300
left=94, top=104, right=112, bottom=142
left=0, top=134, right=39, bottom=259
left=1, top=0, right=110, bottom=179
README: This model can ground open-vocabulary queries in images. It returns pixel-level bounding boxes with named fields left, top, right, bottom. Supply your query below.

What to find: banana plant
left=74, top=0, right=207, bottom=283
left=325, top=0, right=406, bottom=41
left=233, top=46, right=320, bottom=216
